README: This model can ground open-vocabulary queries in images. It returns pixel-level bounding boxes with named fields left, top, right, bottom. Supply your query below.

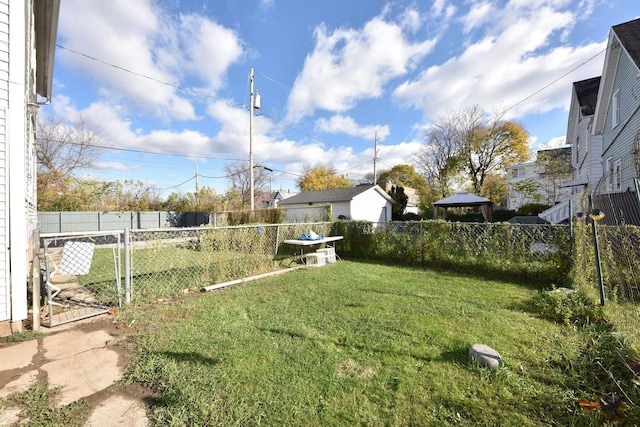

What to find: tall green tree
left=297, top=164, right=350, bottom=191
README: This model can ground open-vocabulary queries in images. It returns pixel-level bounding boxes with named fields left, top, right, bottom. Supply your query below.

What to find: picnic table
left=283, top=235, right=343, bottom=264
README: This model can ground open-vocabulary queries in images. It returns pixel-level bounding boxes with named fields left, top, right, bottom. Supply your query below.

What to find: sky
left=44, top=0, right=639, bottom=197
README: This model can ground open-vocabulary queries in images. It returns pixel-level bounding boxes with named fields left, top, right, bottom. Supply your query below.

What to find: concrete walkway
left=0, top=315, right=149, bottom=426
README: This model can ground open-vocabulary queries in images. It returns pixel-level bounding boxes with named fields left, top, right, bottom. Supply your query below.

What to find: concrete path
left=0, top=315, right=149, bottom=426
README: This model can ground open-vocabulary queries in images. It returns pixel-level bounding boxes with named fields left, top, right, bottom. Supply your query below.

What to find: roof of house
left=613, top=17, right=640, bottom=69
left=34, top=0, right=61, bottom=102
left=573, top=77, right=601, bottom=116
left=433, top=192, right=492, bottom=207
left=594, top=17, right=640, bottom=133
left=279, top=184, right=393, bottom=205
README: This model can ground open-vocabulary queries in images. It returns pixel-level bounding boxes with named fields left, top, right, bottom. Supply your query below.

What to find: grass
left=1, top=382, right=90, bottom=427
left=118, top=260, right=608, bottom=426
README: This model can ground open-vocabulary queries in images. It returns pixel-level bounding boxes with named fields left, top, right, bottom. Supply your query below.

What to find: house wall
left=351, top=189, right=391, bottom=223
left=507, top=159, right=573, bottom=211
left=331, top=201, right=351, bottom=219
left=0, top=0, right=8, bottom=323
left=601, top=48, right=640, bottom=193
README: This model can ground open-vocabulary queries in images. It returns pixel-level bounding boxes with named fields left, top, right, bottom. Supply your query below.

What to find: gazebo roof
left=433, top=192, right=492, bottom=207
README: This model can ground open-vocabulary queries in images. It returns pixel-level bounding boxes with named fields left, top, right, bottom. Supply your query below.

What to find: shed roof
left=279, top=184, right=394, bottom=205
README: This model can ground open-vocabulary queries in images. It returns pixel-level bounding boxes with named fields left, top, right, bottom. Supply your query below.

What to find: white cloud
left=393, top=0, right=606, bottom=121
left=57, top=0, right=244, bottom=122
left=462, top=1, right=494, bottom=33
left=314, top=115, right=390, bottom=140
left=535, top=136, right=568, bottom=151
left=285, top=15, right=437, bottom=122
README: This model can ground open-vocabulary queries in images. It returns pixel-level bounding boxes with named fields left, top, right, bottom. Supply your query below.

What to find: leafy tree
left=461, top=106, right=530, bottom=194
left=297, top=164, right=350, bottom=191
left=224, top=161, right=271, bottom=208
left=480, top=173, right=508, bottom=206
left=413, top=105, right=530, bottom=199
left=511, top=178, right=542, bottom=206
left=535, top=148, right=572, bottom=205
left=378, top=164, right=433, bottom=210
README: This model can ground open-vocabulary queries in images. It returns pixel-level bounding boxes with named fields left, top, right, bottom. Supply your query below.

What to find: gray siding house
left=590, top=17, right=640, bottom=224
left=594, top=18, right=640, bottom=195
left=0, top=0, right=59, bottom=335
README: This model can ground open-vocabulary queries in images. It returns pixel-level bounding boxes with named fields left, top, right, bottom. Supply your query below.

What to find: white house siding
left=331, top=201, right=351, bottom=219
left=0, top=0, right=9, bottom=323
left=601, top=50, right=640, bottom=193
left=351, top=189, right=391, bottom=223
left=7, top=0, right=30, bottom=326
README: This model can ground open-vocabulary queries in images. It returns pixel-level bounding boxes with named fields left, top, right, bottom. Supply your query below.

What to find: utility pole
left=373, top=130, right=379, bottom=185
left=195, top=164, right=199, bottom=209
left=249, top=68, right=255, bottom=210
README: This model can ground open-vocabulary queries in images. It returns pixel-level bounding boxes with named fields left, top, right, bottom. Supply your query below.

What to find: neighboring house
left=380, top=181, right=420, bottom=216
left=278, top=184, right=394, bottom=223
left=591, top=17, right=640, bottom=224
left=506, top=147, right=573, bottom=215
left=558, top=76, right=603, bottom=217
left=0, top=0, right=60, bottom=335
left=270, top=190, right=297, bottom=208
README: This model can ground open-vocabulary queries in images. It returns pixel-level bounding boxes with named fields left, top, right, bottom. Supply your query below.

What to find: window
left=612, top=89, right=620, bottom=128
left=614, top=159, right=622, bottom=191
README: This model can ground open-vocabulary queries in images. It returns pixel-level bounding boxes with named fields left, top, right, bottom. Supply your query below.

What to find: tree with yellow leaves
left=297, top=164, right=350, bottom=191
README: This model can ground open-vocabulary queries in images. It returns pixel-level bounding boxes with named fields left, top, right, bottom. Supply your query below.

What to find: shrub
left=530, top=288, right=606, bottom=327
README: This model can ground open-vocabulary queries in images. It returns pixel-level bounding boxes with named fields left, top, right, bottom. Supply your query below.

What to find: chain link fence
left=38, top=232, right=123, bottom=326
left=36, top=219, right=640, bottom=326
left=572, top=222, right=640, bottom=303
left=126, top=223, right=334, bottom=304
left=333, top=221, right=571, bottom=285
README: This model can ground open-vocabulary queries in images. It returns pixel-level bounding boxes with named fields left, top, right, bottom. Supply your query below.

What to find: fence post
left=588, top=195, right=606, bottom=306
left=31, top=230, right=40, bottom=332
left=568, top=199, right=573, bottom=263
left=419, top=221, right=423, bottom=264
left=124, top=228, right=131, bottom=304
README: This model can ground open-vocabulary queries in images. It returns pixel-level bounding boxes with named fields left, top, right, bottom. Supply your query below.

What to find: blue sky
left=44, top=0, right=638, bottom=197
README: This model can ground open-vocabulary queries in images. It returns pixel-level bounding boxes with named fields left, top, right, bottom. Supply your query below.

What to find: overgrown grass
left=2, top=382, right=90, bottom=426
left=117, top=261, right=633, bottom=426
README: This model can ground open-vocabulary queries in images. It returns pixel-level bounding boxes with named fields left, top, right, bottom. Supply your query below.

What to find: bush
left=530, top=288, right=606, bottom=327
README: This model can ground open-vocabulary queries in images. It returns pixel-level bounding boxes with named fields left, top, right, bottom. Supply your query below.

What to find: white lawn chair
left=42, top=241, right=95, bottom=307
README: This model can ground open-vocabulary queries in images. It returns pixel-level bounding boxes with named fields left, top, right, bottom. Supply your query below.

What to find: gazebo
left=433, top=192, right=493, bottom=222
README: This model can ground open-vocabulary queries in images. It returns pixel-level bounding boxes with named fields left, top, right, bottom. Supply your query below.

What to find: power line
left=56, top=44, right=245, bottom=108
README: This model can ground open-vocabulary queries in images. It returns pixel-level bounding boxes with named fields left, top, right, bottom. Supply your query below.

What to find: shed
left=279, top=184, right=394, bottom=223
left=433, top=192, right=493, bottom=222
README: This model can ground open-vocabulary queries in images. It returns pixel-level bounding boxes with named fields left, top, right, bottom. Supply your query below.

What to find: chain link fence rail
left=332, top=221, right=571, bottom=285
left=39, top=232, right=123, bottom=327
left=572, top=222, right=640, bottom=303
left=126, top=223, right=334, bottom=304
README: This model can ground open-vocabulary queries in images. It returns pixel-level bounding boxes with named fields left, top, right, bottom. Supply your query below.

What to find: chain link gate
left=39, top=232, right=123, bottom=327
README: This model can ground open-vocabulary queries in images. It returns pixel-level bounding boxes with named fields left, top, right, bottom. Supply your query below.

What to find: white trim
left=612, top=88, right=620, bottom=128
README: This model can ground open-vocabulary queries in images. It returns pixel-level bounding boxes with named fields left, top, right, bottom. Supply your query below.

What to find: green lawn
left=118, top=260, right=620, bottom=426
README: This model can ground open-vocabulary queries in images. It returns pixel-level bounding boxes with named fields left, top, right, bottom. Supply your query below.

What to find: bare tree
left=224, top=161, right=271, bottom=208
left=412, top=105, right=530, bottom=198
left=411, top=110, right=466, bottom=198
left=36, top=114, right=104, bottom=210
left=37, top=114, right=103, bottom=178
